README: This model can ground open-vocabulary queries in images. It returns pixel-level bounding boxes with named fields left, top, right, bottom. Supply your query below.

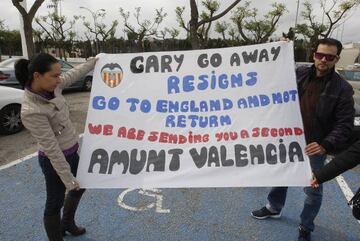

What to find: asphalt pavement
left=0, top=154, right=359, bottom=241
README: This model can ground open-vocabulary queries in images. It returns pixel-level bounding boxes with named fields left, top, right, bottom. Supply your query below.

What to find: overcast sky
left=1, top=0, right=360, bottom=43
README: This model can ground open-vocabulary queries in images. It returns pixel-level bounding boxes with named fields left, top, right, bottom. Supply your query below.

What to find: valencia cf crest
left=101, top=63, right=123, bottom=88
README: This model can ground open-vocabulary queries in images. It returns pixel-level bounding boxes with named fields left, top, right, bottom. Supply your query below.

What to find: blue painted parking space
left=0, top=155, right=359, bottom=241
left=342, top=168, right=360, bottom=194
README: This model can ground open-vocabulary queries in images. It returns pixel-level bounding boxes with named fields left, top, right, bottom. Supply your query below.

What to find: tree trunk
left=307, top=35, right=319, bottom=62
left=12, top=0, right=46, bottom=58
left=23, top=17, right=35, bottom=58
left=189, top=0, right=200, bottom=49
left=58, top=46, right=63, bottom=59
left=190, top=26, right=200, bottom=49
left=137, top=36, right=144, bottom=52
left=189, top=0, right=241, bottom=49
left=95, top=38, right=100, bottom=54
left=137, top=41, right=144, bottom=52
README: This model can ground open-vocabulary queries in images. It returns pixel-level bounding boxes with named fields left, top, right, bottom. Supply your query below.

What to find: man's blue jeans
left=267, top=154, right=326, bottom=232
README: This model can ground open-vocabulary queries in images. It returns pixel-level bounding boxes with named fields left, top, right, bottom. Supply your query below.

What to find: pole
left=19, top=0, right=28, bottom=58
left=321, top=0, right=327, bottom=25
left=295, top=0, right=300, bottom=28
left=59, top=0, right=62, bottom=17
left=340, top=21, right=345, bottom=42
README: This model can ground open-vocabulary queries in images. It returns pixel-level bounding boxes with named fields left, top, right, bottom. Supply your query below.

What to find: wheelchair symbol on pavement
left=117, top=188, right=170, bottom=213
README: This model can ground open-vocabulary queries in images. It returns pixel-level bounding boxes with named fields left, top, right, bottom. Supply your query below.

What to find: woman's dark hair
left=14, top=53, right=58, bottom=89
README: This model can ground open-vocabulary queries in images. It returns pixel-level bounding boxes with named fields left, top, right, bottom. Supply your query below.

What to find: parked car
left=0, top=57, right=93, bottom=91
left=353, top=103, right=360, bottom=139
left=338, top=68, right=360, bottom=90
left=335, top=66, right=360, bottom=139
left=0, top=85, right=24, bottom=135
left=295, top=62, right=313, bottom=68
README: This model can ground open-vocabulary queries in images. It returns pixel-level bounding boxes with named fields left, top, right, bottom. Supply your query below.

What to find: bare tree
left=296, top=0, right=360, bottom=41
left=98, top=20, right=119, bottom=43
left=163, top=27, right=180, bottom=50
left=231, top=1, right=287, bottom=44
left=158, top=29, right=168, bottom=40
left=321, top=0, right=360, bottom=37
left=119, top=7, right=167, bottom=52
left=79, top=7, right=105, bottom=54
left=199, top=0, right=220, bottom=44
left=215, top=21, right=228, bottom=40
left=295, top=0, right=359, bottom=60
left=33, top=28, right=48, bottom=52
left=35, top=12, right=78, bottom=60
left=159, top=27, right=180, bottom=40
left=176, top=0, right=241, bottom=49
left=11, top=0, right=46, bottom=58
left=79, top=8, right=118, bottom=54
left=228, top=27, right=238, bottom=42
left=167, top=28, right=180, bottom=40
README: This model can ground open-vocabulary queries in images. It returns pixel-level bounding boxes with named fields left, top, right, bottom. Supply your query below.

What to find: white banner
left=77, top=42, right=312, bottom=188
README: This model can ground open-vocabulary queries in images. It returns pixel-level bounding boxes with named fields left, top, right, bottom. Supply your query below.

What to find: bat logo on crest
left=101, top=63, right=123, bottom=88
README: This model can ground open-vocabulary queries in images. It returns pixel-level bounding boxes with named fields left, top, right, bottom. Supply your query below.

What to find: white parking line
left=335, top=175, right=360, bottom=225
left=325, top=158, right=360, bottom=225
left=0, top=134, right=84, bottom=171
left=0, top=151, right=38, bottom=171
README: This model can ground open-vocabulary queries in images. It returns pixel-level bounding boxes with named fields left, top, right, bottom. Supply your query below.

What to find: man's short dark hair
left=315, top=38, right=343, bottom=56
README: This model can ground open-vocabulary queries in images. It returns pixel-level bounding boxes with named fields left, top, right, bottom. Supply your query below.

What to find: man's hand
left=305, top=142, right=326, bottom=156
left=279, top=37, right=290, bottom=42
left=311, top=173, right=320, bottom=188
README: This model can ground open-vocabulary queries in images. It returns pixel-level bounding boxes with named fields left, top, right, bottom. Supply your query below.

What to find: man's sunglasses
left=314, top=52, right=338, bottom=61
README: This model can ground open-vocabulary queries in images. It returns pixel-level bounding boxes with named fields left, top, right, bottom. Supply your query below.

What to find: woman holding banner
left=15, top=53, right=97, bottom=241
left=311, top=140, right=360, bottom=220
left=311, top=141, right=359, bottom=186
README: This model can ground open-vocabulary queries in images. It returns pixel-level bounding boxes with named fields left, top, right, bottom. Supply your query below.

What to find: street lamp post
left=0, top=35, right=3, bottom=62
left=79, top=6, right=105, bottom=55
left=47, top=0, right=63, bottom=41
left=295, top=0, right=301, bottom=28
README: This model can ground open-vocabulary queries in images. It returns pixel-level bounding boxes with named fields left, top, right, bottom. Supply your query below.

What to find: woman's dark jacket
left=314, top=140, right=360, bottom=183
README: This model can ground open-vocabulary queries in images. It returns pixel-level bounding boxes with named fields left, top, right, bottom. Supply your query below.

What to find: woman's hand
left=311, top=173, right=320, bottom=188
left=87, top=53, right=104, bottom=64
left=68, top=178, right=81, bottom=191
left=95, top=53, right=106, bottom=60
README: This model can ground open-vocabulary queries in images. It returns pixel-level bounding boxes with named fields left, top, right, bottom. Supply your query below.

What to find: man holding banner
left=251, top=38, right=355, bottom=241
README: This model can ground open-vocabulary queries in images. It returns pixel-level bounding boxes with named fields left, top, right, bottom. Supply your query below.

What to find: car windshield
left=338, top=69, right=360, bottom=82
left=0, top=58, right=20, bottom=68
left=295, top=62, right=313, bottom=68
left=60, top=60, right=73, bottom=71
